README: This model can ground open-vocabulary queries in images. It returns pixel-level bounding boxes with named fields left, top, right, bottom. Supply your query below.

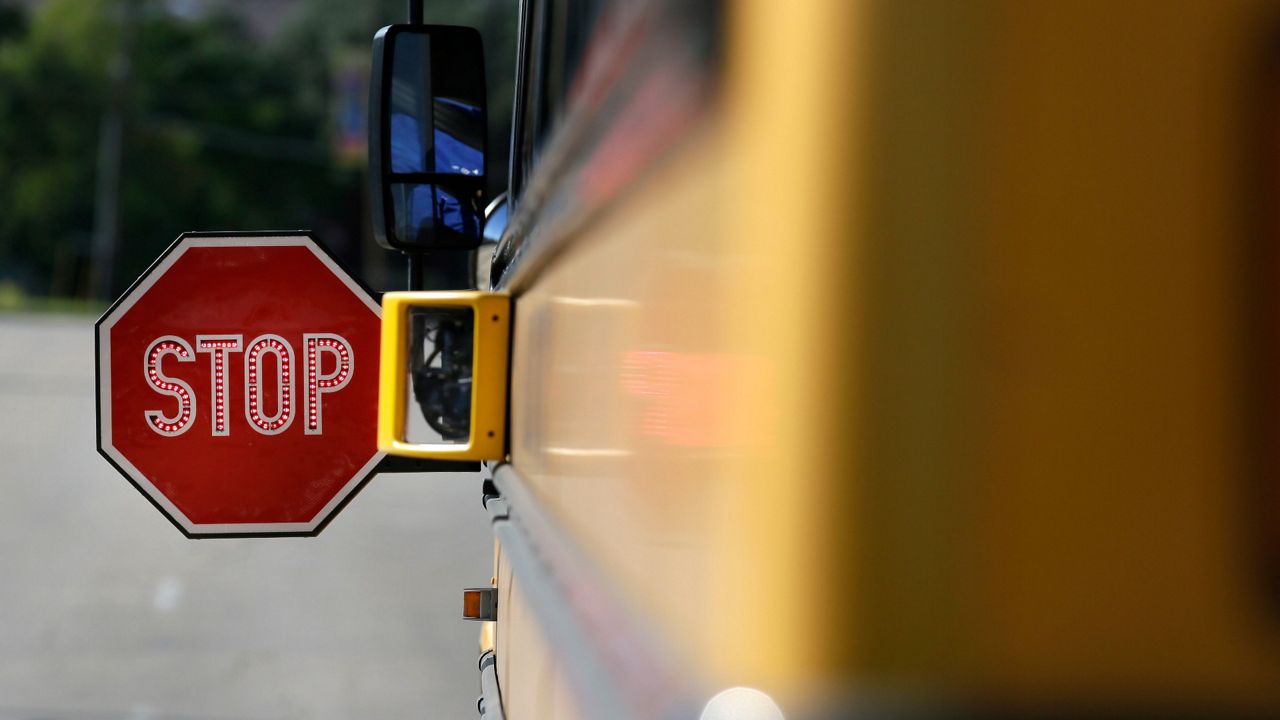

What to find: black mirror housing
left=370, top=25, right=487, bottom=252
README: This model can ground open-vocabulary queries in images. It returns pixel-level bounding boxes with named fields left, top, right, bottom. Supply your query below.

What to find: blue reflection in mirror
left=379, top=27, right=486, bottom=248
left=389, top=33, right=431, bottom=173
left=432, top=98, right=483, bottom=176
left=392, top=183, right=481, bottom=244
left=391, top=107, right=482, bottom=176
left=388, top=34, right=483, bottom=176
left=390, top=112, right=424, bottom=172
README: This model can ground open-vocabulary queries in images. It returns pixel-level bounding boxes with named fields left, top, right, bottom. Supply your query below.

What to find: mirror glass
left=482, top=194, right=508, bottom=244
left=404, top=306, right=474, bottom=445
left=391, top=184, right=481, bottom=246
left=380, top=28, right=486, bottom=249
left=389, top=32, right=484, bottom=177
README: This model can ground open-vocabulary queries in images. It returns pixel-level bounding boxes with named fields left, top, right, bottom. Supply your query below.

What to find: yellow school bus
left=376, top=0, right=1280, bottom=717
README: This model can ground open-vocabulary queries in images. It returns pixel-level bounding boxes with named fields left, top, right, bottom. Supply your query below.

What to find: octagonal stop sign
left=95, top=232, right=384, bottom=537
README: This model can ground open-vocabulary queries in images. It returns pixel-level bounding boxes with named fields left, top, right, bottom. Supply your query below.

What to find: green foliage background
left=0, top=0, right=516, bottom=300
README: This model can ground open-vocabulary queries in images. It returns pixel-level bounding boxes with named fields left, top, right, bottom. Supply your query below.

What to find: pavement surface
left=0, top=313, right=493, bottom=720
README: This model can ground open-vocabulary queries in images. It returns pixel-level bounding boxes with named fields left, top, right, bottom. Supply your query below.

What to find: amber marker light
left=462, top=587, right=497, bottom=621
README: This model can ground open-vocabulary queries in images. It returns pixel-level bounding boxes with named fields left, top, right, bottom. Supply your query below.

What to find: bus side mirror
left=369, top=25, right=487, bottom=251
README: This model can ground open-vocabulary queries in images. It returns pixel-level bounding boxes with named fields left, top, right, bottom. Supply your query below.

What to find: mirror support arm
left=408, top=252, right=426, bottom=290
left=408, top=0, right=422, bottom=25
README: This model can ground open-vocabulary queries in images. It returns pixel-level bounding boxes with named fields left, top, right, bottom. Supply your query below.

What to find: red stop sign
left=95, top=232, right=383, bottom=537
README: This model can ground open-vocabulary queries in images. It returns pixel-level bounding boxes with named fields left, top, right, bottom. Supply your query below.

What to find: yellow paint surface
left=493, top=0, right=1280, bottom=714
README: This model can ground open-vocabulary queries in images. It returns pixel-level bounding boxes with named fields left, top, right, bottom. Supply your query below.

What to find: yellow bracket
left=377, top=291, right=510, bottom=460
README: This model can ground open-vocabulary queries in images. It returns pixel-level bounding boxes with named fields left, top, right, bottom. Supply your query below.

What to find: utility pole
left=89, top=0, right=138, bottom=301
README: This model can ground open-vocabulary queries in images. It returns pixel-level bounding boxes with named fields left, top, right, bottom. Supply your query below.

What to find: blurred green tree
left=0, top=0, right=110, bottom=296
left=0, top=0, right=516, bottom=299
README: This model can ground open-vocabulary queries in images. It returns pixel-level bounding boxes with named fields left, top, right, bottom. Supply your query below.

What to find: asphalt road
left=0, top=313, right=493, bottom=720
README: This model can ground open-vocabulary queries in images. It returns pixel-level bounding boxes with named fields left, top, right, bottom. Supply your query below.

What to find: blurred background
left=0, top=0, right=516, bottom=305
left=0, top=1, right=515, bottom=718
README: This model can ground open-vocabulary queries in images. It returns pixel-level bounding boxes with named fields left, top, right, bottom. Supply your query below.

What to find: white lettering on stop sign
left=143, top=336, right=197, bottom=436
left=144, top=332, right=354, bottom=437
left=303, top=333, right=354, bottom=435
left=195, top=334, right=241, bottom=436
